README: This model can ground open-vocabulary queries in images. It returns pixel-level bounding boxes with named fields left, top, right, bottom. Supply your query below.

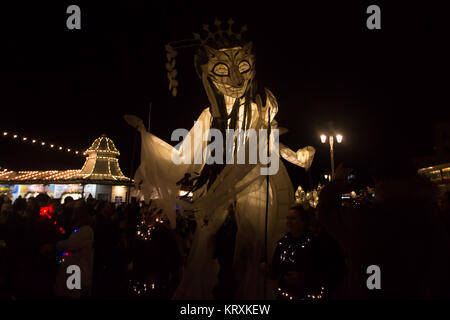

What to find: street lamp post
left=321, top=133, right=342, bottom=181
left=329, top=135, right=335, bottom=180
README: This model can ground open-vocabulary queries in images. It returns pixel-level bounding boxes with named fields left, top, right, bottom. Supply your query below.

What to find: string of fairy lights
left=129, top=279, right=157, bottom=296
left=275, top=286, right=325, bottom=300
left=1, top=130, right=85, bottom=157
left=129, top=215, right=165, bottom=296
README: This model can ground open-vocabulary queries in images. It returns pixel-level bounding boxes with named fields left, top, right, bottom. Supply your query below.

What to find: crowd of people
left=315, top=161, right=450, bottom=299
left=0, top=194, right=195, bottom=299
left=265, top=160, right=450, bottom=300
left=1, top=157, right=450, bottom=300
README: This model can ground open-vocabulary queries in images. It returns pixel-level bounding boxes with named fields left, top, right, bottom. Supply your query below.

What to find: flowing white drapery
left=125, top=102, right=313, bottom=299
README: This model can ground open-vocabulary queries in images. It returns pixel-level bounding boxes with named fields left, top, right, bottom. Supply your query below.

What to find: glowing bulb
left=23, top=137, right=27, bottom=141
left=13, top=135, right=18, bottom=139
left=41, top=142, right=45, bottom=146
left=75, top=151, right=79, bottom=154
left=32, top=140, right=36, bottom=143
left=59, top=147, right=62, bottom=150
left=336, top=134, right=343, bottom=143
left=3, top=132, right=7, bottom=136
left=67, top=149, right=71, bottom=152
left=50, top=144, right=54, bottom=148
left=320, top=134, right=326, bottom=143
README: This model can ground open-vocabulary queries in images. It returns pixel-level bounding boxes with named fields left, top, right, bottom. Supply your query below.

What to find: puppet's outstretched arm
left=254, top=89, right=316, bottom=170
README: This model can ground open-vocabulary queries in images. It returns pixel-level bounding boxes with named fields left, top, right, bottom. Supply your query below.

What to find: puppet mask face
left=203, top=43, right=255, bottom=98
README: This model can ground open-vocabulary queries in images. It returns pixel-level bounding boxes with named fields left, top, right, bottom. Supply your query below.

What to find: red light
left=39, top=206, right=52, bottom=219
left=59, top=227, right=66, bottom=235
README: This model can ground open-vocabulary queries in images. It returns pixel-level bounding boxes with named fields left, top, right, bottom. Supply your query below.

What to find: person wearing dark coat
left=270, top=205, right=327, bottom=300
left=129, top=208, right=181, bottom=299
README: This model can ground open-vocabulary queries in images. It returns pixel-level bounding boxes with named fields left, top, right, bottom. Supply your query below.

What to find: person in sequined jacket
left=270, top=205, right=326, bottom=300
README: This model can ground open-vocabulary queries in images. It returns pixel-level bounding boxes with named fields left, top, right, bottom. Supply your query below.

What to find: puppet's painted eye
left=239, top=60, right=251, bottom=73
left=212, top=63, right=229, bottom=76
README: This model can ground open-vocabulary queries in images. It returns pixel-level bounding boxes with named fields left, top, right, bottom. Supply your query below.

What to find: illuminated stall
left=0, top=135, right=132, bottom=203
left=417, top=163, right=450, bottom=193
left=414, top=120, right=450, bottom=193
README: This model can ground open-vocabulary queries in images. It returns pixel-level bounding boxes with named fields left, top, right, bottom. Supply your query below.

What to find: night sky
left=0, top=1, right=448, bottom=189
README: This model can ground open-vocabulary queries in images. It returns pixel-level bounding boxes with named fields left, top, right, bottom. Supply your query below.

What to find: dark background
left=0, top=1, right=448, bottom=189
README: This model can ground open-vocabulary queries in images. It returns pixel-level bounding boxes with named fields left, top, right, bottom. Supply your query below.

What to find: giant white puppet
left=125, top=19, right=315, bottom=299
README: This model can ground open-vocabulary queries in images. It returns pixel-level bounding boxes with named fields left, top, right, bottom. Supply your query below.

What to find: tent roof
left=0, top=169, right=132, bottom=185
left=84, top=134, right=120, bottom=156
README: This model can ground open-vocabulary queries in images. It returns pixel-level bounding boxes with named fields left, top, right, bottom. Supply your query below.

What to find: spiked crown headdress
left=165, top=18, right=249, bottom=96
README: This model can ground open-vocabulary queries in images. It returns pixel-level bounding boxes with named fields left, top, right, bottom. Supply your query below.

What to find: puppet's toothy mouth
left=212, top=80, right=248, bottom=98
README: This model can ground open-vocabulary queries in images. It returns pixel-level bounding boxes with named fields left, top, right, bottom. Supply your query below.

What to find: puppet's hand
left=256, top=88, right=279, bottom=127
left=280, top=145, right=315, bottom=170
left=124, top=114, right=146, bottom=132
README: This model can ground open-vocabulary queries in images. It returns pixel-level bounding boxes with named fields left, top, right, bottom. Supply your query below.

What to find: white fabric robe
left=125, top=91, right=313, bottom=299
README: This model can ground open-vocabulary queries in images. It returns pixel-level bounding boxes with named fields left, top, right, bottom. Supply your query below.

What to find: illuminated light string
left=2, top=134, right=131, bottom=182
left=136, top=218, right=164, bottom=241
left=75, top=138, right=129, bottom=181
left=1, top=131, right=83, bottom=156
left=276, top=286, right=326, bottom=300
left=129, top=280, right=156, bottom=295
left=78, top=173, right=130, bottom=180
left=87, top=156, right=120, bottom=161
left=85, top=136, right=120, bottom=156
left=278, top=236, right=313, bottom=263
left=39, top=204, right=66, bottom=235
left=276, top=288, right=294, bottom=300
left=60, top=252, right=71, bottom=263
left=4, top=169, right=80, bottom=181
left=136, top=220, right=156, bottom=241
left=58, top=230, right=80, bottom=264
left=37, top=205, right=72, bottom=264
left=275, top=235, right=325, bottom=300
left=129, top=217, right=161, bottom=296
left=83, top=156, right=127, bottom=179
